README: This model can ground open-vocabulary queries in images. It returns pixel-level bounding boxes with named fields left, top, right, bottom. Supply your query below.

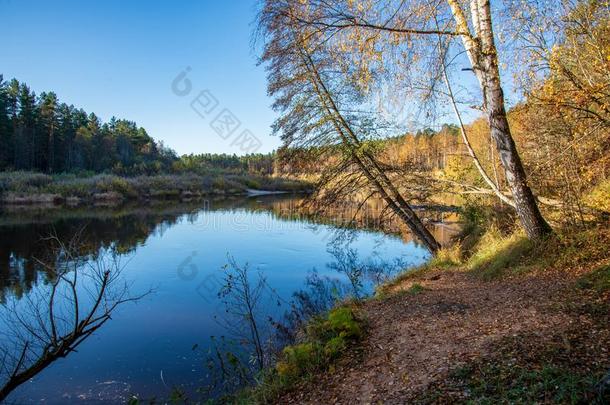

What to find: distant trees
left=175, top=153, right=276, bottom=175
left=0, top=76, right=177, bottom=174
left=0, top=77, right=288, bottom=178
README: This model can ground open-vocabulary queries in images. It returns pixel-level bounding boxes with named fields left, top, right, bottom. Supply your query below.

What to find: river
left=0, top=195, right=458, bottom=403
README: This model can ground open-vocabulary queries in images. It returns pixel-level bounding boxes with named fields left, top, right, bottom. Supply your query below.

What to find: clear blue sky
left=1, top=0, right=280, bottom=155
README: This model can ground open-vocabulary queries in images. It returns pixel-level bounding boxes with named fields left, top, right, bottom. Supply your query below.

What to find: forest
left=0, top=77, right=281, bottom=176
left=0, top=77, right=177, bottom=174
left=0, top=0, right=609, bottom=403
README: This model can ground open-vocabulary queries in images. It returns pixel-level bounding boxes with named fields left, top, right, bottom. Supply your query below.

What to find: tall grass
left=0, top=171, right=311, bottom=203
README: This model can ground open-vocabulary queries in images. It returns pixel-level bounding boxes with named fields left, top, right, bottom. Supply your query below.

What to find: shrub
left=325, top=307, right=362, bottom=339
left=276, top=342, right=322, bottom=379
left=323, top=336, right=347, bottom=359
left=109, top=176, right=137, bottom=197
left=0, top=171, right=53, bottom=192
left=244, top=178, right=262, bottom=189
left=274, top=306, right=362, bottom=384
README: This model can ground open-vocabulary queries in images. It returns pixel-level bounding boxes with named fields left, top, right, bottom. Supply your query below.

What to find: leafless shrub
left=0, top=230, right=150, bottom=401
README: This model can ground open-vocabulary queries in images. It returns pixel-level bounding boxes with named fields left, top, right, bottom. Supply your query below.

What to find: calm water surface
left=0, top=196, right=450, bottom=403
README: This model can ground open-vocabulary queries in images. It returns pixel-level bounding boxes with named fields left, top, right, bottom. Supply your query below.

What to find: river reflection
left=0, top=196, right=458, bottom=403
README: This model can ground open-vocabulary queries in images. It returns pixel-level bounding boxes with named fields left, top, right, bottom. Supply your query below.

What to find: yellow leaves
left=534, top=6, right=610, bottom=138
left=582, top=180, right=610, bottom=213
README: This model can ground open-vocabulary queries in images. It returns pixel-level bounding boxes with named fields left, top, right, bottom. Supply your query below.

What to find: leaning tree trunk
left=298, top=44, right=442, bottom=253
left=449, top=0, right=553, bottom=240
left=476, top=0, right=552, bottom=240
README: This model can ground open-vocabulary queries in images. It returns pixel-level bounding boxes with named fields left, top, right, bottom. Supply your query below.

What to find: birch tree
left=258, top=1, right=442, bottom=253
left=448, top=0, right=552, bottom=238
left=265, top=0, right=554, bottom=240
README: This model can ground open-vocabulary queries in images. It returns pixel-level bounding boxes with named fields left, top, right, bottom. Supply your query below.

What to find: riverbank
left=243, top=223, right=610, bottom=403
left=0, top=171, right=312, bottom=207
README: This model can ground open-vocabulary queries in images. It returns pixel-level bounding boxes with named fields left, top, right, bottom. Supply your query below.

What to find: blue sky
left=1, top=0, right=280, bottom=155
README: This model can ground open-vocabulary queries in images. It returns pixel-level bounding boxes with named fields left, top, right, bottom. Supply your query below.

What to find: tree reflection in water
left=202, top=231, right=412, bottom=399
left=276, top=233, right=410, bottom=342
left=0, top=198, right=455, bottom=401
left=0, top=230, right=149, bottom=401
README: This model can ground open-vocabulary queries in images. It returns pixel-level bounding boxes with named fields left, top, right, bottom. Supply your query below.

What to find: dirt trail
left=278, top=269, right=607, bottom=404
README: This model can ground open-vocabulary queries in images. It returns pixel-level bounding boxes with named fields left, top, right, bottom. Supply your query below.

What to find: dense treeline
left=176, top=152, right=275, bottom=175
left=0, top=76, right=178, bottom=174
left=0, top=76, right=283, bottom=177
left=273, top=125, right=461, bottom=178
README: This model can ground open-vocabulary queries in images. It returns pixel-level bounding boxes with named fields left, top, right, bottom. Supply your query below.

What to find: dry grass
left=0, top=171, right=311, bottom=205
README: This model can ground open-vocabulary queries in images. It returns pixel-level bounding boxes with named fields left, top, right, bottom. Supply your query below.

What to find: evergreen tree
left=39, top=92, right=58, bottom=172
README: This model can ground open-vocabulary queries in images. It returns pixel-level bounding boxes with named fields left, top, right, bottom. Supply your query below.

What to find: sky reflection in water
left=0, top=196, right=432, bottom=403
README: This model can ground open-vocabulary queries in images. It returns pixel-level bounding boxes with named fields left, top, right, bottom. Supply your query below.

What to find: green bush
left=323, top=336, right=347, bottom=359
left=325, top=307, right=362, bottom=339
left=276, top=342, right=322, bottom=379
left=273, top=306, right=362, bottom=385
